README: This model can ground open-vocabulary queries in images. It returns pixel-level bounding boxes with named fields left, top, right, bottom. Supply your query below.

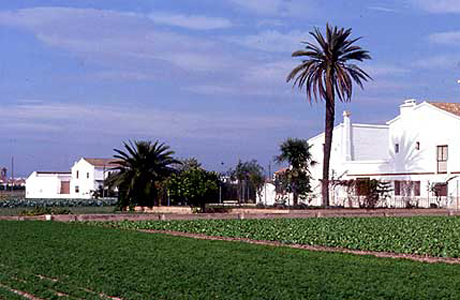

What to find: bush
left=19, top=207, right=72, bottom=216
left=0, top=198, right=118, bottom=208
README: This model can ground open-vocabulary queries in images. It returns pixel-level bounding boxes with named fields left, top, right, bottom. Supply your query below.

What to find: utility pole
left=11, top=156, right=14, bottom=191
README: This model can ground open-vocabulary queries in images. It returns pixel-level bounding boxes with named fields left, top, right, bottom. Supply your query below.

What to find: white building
left=25, top=172, right=71, bottom=199
left=26, top=158, right=119, bottom=199
left=259, top=99, right=460, bottom=208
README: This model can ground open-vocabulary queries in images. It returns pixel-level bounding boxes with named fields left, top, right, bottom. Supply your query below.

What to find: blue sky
left=2, top=0, right=460, bottom=176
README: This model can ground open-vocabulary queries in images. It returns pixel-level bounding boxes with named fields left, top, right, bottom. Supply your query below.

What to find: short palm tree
left=287, top=24, right=371, bottom=206
left=108, top=140, right=180, bottom=207
left=275, top=138, right=316, bottom=206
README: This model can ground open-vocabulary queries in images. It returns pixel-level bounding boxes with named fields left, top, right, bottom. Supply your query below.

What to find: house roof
left=36, top=171, right=71, bottom=175
left=274, top=167, right=288, bottom=175
left=83, top=158, right=121, bottom=168
left=428, top=102, right=460, bottom=117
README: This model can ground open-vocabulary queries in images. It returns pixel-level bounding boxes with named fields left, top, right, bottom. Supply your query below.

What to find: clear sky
left=2, top=0, right=460, bottom=176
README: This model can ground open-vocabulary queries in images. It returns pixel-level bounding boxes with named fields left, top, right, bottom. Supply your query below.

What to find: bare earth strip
left=140, top=229, right=460, bottom=265
left=0, top=265, right=123, bottom=300
left=0, top=283, right=43, bottom=300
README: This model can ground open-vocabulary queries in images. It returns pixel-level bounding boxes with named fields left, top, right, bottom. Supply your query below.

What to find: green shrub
left=0, top=198, right=117, bottom=208
left=20, top=207, right=72, bottom=216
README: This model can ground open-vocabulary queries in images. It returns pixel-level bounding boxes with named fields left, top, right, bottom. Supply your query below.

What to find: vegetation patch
left=0, top=198, right=118, bottom=208
left=19, top=207, right=72, bottom=216
left=4, top=221, right=460, bottom=299
left=96, top=216, right=460, bottom=258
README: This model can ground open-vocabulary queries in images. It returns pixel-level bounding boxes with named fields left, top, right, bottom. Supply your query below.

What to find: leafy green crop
left=95, top=216, right=460, bottom=257
left=0, top=198, right=117, bottom=208
left=5, top=221, right=460, bottom=299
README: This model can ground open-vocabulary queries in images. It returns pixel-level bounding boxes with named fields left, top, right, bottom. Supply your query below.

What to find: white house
left=25, top=172, right=71, bottom=199
left=258, top=99, right=460, bottom=208
left=70, top=158, right=119, bottom=198
left=26, top=158, right=119, bottom=199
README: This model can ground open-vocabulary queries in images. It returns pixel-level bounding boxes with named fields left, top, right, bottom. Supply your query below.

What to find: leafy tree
left=177, top=157, right=202, bottom=173
left=168, top=158, right=220, bottom=211
left=229, top=160, right=265, bottom=203
left=107, top=140, right=180, bottom=208
left=287, top=24, right=371, bottom=206
left=334, top=179, right=392, bottom=208
left=275, top=138, right=316, bottom=206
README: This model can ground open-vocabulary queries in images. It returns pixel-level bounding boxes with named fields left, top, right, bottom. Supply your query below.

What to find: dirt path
left=139, top=229, right=460, bottom=265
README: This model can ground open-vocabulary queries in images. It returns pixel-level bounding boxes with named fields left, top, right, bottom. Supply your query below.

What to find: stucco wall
left=26, top=172, right=71, bottom=199
left=71, top=159, right=97, bottom=199
left=298, top=101, right=460, bottom=208
left=352, top=124, right=389, bottom=161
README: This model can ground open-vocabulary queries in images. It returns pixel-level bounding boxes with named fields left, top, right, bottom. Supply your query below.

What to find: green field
left=0, top=206, right=118, bottom=216
left=98, top=216, right=460, bottom=257
left=2, top=221, right=460, bottom=299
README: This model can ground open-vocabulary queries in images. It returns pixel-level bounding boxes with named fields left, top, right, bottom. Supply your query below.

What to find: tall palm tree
left=108, top=140, right=180, bottom=207
left=287, top=24, right=371, bottom=207
left=275, top=138, right=316, bottom=206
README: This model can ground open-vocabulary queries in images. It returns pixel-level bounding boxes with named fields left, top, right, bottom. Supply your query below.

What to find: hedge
left=0, top=198, right=118, bottom=208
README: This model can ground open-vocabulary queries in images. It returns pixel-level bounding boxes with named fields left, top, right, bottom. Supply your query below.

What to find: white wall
left=352, top=124, right=389, bottom=161
left=291, top=100, right=460, bottom=208
left=25, top=172, right=71, bottom=199
left=70, top=158, right=98, bottom=199
left=257, top=183, right=276, bottom=205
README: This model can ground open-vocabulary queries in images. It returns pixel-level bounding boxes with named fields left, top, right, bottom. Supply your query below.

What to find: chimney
left=400, top=99, right=417, bottom=117
left=342, top=111, right=352, bottom=161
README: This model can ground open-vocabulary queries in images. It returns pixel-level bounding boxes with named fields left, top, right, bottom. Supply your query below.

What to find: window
left=356, top=178, right=371, bottom=196
left=395, top=143, right=399, bottom=153
left=75, top=186, right=79, bottom=193
left=414, top=181, right=421, bottom=196
left=87, top=172, right=90, bottom=179
left=416, top=142, right=420, bottom=150
left=437, top=145, right=448, bottom=173
left=394, top=181, right=401, bottom=196
left=433, top=183, right=448, bottom=197
left=394, top=180, right=421, bottom=196
left=76, top=171, right=79, bottom=179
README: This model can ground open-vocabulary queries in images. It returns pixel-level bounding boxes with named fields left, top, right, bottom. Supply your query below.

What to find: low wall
left=1, top=208, right=460, bottom=222
left=131, top=206, right=193, bottom=214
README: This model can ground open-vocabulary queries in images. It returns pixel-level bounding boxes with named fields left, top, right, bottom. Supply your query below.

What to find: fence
left=330, top=195, right=458, bottom=209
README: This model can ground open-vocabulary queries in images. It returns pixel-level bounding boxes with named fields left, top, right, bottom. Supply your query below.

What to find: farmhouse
left=26, top=158, right=119, bottom=199
left=259, top=99, right=460, bottom=208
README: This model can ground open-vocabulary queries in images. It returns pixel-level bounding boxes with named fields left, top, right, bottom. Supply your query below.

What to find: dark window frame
left=437, top=145, right=448, bottom=173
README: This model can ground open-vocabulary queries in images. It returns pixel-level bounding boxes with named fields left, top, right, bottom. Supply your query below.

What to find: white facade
left=25, top=172, right=71, bottom=199
left=259, top=99, right=460, bottom=208
left=26, top=158, right=118, bottom=199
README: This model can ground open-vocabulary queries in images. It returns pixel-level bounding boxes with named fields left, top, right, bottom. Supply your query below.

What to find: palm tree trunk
left=322, top=71, right=335, bottom=207
left=293, top=185, right=298, bottom=206
left=292, top=182, right=299, bottom=206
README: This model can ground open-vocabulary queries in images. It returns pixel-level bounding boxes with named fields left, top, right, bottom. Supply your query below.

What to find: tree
left=287, top=24, right=371, bottom=207
left=177, top=157, right=202, bottom=173
left=229, top=160, right=265, bottom=203
left=275, top=138, right=316, bottom=206
left=168, top=164, right=220, bottom=212
left=107, top=140, right=180, bottom=208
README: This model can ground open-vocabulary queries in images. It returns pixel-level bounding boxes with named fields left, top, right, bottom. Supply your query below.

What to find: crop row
left=6, top=221, right=460, bottom=299
left=98, top=216, right=460, bottom=258
left=0, top=197, right=117, bottom=208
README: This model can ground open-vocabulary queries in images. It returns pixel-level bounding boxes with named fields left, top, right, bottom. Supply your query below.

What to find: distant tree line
left=106, top=140, right=267, bottom=211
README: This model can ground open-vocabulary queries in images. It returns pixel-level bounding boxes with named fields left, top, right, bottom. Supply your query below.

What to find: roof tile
left=429, top=102, right=460, bottom=117
left=83, top=158, right=121, bottom=168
